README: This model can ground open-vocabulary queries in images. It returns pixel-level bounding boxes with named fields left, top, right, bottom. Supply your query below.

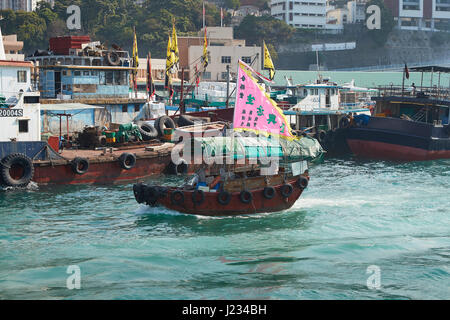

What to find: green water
left=0, top=158, right=449, bottom=300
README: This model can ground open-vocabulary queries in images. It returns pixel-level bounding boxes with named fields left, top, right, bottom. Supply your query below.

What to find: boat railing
left=377, top=85, right=450, bottom=101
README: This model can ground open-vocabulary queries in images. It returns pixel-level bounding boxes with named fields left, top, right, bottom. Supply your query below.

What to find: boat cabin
left=0, top=60, right=41, bottom=142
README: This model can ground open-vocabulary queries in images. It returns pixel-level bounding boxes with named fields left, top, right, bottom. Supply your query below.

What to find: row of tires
left=138, top=115, right=207, bottom=141
left=170, top=176, right=309, bottom=207
left=71, top=153, right=138, bottom=175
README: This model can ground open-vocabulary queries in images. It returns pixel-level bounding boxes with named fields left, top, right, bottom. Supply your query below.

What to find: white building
left=0, top=0, right=52, bottom=11
left=179, top=27, right=262, bottom=82
left=326, top=0, right=366, bottom=30
left=384, top=0, right=450, bottom=31
left=271, top=0, right=327, bottom=29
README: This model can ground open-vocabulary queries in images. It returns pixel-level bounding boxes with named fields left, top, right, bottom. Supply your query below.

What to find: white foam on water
left=293, top=197, right=373, bottom=209
left=134, top=205, right=183, bottom=216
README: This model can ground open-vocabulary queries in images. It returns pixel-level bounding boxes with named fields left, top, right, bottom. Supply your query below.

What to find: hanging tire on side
left=106, top=51, right=120, bottom=66
left=133, top=183, right=145, bottom=204
left=170, top=190, right=185, bottom=206
left=217, top=191, right=231, bottom=206
left=263, top=186, right=276, bottom=199
left=119, top=153, right=136, bottom=170
left=71, top=157, right=89, bottom=175
left=167, top=159, right=188, bottom=175
left=316, top=130, right=327, bottom=144
left=280, top=184, right=294, bottom=198
left=296, top=176, right=309, bottom=189
left=155, top=116, right=176, bottom=137
left=240, top=190, right=253, bottom=204
left=0, top=153, right=34, bottom=187
left=192, top=189, right=205, bottom=205
left=139, top=123, right=158, bottom=141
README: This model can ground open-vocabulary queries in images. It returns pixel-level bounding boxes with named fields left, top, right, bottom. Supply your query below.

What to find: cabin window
left=106, top=72, right=114, bottom=85
left=83, top=71, right=90, bottom=76
left=122, top=105, right=128, bottom=113
left=221, top=56, right=231, bottom=64
left=304, top=89, right=308, bottom=96
left=91, top=71, right=98, bottom=76
left=315, top=89, right=318, bottom=95
left=18, top=120, right=29, bottom=133
left=17, top=71, right=27, bottom=83
left=99, top=72, right=106, bottom=85
left=74, top=71, right=81, bottom=76
left=62, top=70, right=67, bottom=76
left=134, top=104, right=140, bottom=112
left=241, top=56, right=251, bottom=64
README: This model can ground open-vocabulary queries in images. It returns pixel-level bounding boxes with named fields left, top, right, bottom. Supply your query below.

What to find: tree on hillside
left=224, top=0, right=240, bottom=10
left=235, top=15, right=295, bottom=48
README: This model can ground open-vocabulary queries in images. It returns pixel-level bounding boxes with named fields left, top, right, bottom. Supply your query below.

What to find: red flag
left=195, top=65, right=200, bottom=87
left=404, top=64, right=410, bottom=80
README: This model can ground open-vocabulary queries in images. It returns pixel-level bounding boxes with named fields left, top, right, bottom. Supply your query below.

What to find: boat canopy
left=40, top=103, right=105, bottom=111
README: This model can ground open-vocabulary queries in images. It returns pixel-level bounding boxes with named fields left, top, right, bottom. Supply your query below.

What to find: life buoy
left=170, top=190, right=185, bottom=206
left=240, top=190, right=253, bottom=204
left=71, top=157, right=89, bottom=175
left=280, top=184, right=294, bottom=198
left=119, top=153, right=136, bottom=170
left=263, top=186, right=276, bottom=199
left=297, top=176, right=309, bottom=189
left=0, top=153, right=34, bottom=187
left=192, top=189, right=205, bottom=205
left=106, top=51, right=120, bottom=66
left=217, top=191, right=231, bottom=206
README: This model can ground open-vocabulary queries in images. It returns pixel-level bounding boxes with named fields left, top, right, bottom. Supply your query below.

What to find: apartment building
left=271, top=0, right=327, bottom=29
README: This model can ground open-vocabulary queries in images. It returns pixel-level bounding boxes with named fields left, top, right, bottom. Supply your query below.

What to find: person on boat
left=411, top=83, right=416, bottom=96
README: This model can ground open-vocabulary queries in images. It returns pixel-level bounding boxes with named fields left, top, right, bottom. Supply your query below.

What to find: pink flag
left=233, top=61, right=295, bottom=140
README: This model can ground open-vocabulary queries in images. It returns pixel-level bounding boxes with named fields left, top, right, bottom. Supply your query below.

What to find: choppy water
left=0, top=158, right=449, bottom=300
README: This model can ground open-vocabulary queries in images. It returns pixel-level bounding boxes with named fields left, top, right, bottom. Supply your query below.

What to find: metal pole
left=180, top=68, right=185, bottom=114
left=420, top=71, right=423, bottom=92
left=226, top=65, right=230, bottom=108
left=402, top=69, right=405, bottom=97
left=438, top=72, right=441, bottom=99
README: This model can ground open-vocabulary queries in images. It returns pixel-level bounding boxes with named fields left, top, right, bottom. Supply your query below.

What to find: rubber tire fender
left=155, top=116, right=176, bottom=137
left=119, top=153, right=136, bottom=170
left=167, top=159, right=188, bottom=175
left=139, top=123, right=158, bottom=140
left=296, top=176, right=309, bottom=189
left=106, top=51, right=120, bottom=66
left=316, top=130, right=327, bottom=143
left=133, top=183, right=145, bottom=204
left=0, top=153, right=34, bottom=187
left=192, top=189, right=205, bottom=205
left=280, top=184, right=294, bottom=198
left=71, top=157, right=89, bottom=175
left=170, top=190, right=185, bottom=206
left=240, top=190, right=253, bottom=204
left=217, top=191, right=231, bottom=206
left=263, top=186, right=276, bottom=199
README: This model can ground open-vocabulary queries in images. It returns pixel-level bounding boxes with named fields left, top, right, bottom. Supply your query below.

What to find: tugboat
left=346, top=66, right=450, bottom=161
left=133, top=60, right=320, bottom=216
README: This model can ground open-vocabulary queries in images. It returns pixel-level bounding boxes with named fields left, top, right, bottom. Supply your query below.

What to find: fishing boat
left=345, top=66, right=450, bottom=161
left=133, top=60, right=319, bottom=216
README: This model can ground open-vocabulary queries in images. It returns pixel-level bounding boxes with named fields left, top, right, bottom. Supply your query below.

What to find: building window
left=241, top=56, right=252, bottom=64
left=221, top=72, right=229, bottom=80
left=18, top=120, right=29, bottom=133
left=221, top=56, right=231, bottom=64
left=17, top=71, right=27, bottom=83
left=202, top=72, right=211, bottom=80
left=289, top=1, right=293, bottom=10
left=122, top=105, right=128, bottom=113
left=289, top=13, right=293, bottom=21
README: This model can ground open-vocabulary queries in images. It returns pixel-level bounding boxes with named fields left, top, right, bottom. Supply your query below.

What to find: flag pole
left=203, top=2, right=205, bottom=29
left=402, top=66, right=405, bottom=97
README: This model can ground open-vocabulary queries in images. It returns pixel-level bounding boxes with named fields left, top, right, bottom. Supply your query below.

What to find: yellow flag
left=171, top=22, right=179, bottom=66
left=263, top=41, right=275, bottom=81
left=202, top=27, right=208, bottom=69
left=166, top=36, right=174, bottom=73
left=132, top=28, right=139, bottom=70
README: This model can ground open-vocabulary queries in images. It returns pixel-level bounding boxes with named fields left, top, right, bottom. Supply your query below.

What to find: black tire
left=170, top=190, right=185, bottom=206
left=99, top=135, right=107, bottom=147
left=0, top=153, right=34, bottom=187
left=144, top=186, right=159, bottom=206
left=71, top=157, right=89, bottom=175
left=106, top=51, right=120, bottom=66
left=263, top=186, right=276, bottom=199
left=192, top=189, right=205, bottom=205
left=280, top=184, right=294, bottom=198
left=155, top=116, right=176, bottom=137
left=119, top=153, right=136, bottom=170
left=217, top=191, right=231, bottom=206
left=139, top=123, right=158, bottom=141
left=296, top=176, right=309, bottom=189
left=167, top=159, right=188, bottom=175
left=177, top=115, right=195, bottom=127
left=240, top=190, right=253, bottom=204
left=133, top=183, right=145, bottom=204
